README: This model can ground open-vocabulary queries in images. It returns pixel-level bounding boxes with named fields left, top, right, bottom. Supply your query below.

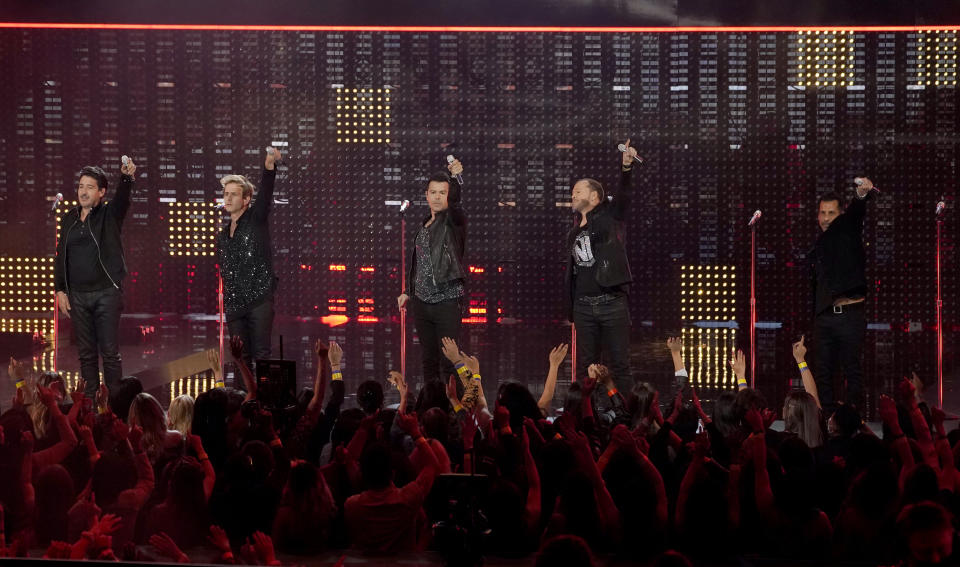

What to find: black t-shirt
left=66, top=218, right=114, bottom=292
left=572, top=227, right=603, bottom=298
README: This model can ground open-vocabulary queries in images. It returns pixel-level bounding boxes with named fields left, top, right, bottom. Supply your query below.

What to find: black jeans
left=813, top=303, right=866, bottom=411
left=412, top=296, right=462, bottom=384
left=573, top=295, right=633, bottom=392
left=70, top=287, right=123, bottom=399
left=227, top=298, right=275, bottom=372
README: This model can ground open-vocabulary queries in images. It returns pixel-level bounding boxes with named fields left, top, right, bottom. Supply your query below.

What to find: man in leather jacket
left=566, top=141, right=638, bottom=392
left=54, top=159, right=137, bottom=399
left=397, top=159, right=466, bottom=383
left=809, top=177, right=877, bottom=411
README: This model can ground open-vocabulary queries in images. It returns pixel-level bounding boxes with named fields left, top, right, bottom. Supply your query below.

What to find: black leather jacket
left=54, top=174, right=134, bottom=293
left=810, top=191, right=871, bottom=315
left=405, top=177, right=467, bottom=294
left=565, top=167, right=635, bottom=321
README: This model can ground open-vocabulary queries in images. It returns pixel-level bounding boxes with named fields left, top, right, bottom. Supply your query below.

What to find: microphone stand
left=218, top=269, right=225, bottom=384
left=936, top=203, right=945, bottom=407
left=749, top=213, right=760, bottom=389
left=399, top=205, right=408, bottom=379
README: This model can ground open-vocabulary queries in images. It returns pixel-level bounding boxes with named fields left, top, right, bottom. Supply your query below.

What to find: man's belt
left=577, top=293, right=622, bottom=305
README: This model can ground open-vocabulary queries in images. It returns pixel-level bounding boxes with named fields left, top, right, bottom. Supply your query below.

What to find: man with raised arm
left=809, top=177, right=877, bottom=411
left=565, top=141, right=638, bottom=393
left=217, top=148, right=282, bottom=371
left=55, top=158, right=137, bottom=400
left=397, top=158, right=467, bottom=384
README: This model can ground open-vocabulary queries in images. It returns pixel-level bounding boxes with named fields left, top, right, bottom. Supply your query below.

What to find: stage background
left=0, top=26, right=957, bottom=415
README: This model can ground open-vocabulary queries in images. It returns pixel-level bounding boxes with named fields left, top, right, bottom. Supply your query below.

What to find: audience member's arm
left=570, top=431, right=621, bottom=540
left=930, top=406, right=958, bottom=491
left=746, top=411, right=775, bottom=519
left=730, top=348, right=748, bottom=390
left=78, top=425, right=100, bottom=466
left=123, top=425, right=155, bottom=507
left=538, top=344, right=568, bottom=415
left=189, top=434, right=216, bottom=501
left=307, top=340, right=332, bottom=419
left=19, top=431, right=35, bottom=517
left=520, top=426, right=542, bottom=534
left=878, top=394, right=914, bottom=475
left=902, top=378, right=938, bottom=468
left=676, top=432, right=710, bottom=530
left=229, top=336, right=257, bottom=401
left=346, top=411, right=378, bottom=462
left=398, top=412, right=439, bottom=494
left=792, top=335, right=820, bottom=408
left=31, top=385, right=79, bottom=470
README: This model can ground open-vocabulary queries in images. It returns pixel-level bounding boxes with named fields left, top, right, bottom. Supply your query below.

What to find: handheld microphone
left=121, top=155, right=130, bottom=167
left=617, top=143, right=644, bottom=165
left=265, top=147, right=286, bottom=167
left=747, top=210, right=762, bottom=226
left=854, top=177, right=880, bottom=193
left=50, top=193, right=63, bottom=213
left=446, top=155, right=464, bottom=185
left=936, top=201, right=946, bottom=216
left=399, top=199, right=411, bottom=213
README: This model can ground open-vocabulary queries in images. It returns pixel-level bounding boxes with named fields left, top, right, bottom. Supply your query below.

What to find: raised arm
left=31, top=385, right=79, bottom=470
left=611, top=139, right=638, bottom=220
left=792, top=335, right=820, bottom=408
left=538, top=343, right=568, bottom=414
left=110, top=156, right=136, bottom=224
left=730, top=348, right=748, bottom=390
left=229, top=336, right=257, bottom=401
left=251, top=147, right=279, bottom=220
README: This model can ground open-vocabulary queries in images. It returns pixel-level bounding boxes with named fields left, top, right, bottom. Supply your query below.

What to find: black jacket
left=810, top=192, right=871, bottom=315
left=54, top=174, right=134, bottom=293
left=405, top=177, right=467, bottom=294
left=565, top=167, right=635, bottom=321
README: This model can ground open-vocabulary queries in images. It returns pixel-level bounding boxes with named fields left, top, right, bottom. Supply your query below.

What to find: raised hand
left=264, top=147, right=282, bottom=170
left=440, top=337, right=463, bottom=364
left=207, top=525, right=231, bottom=554
left=729, top=348, right=746, bottom=381
left=447, top=158, right=464, bottom=178
left=792, top=335, right=807, bottom=363
left=666, top=336, right=682, bottom=353
left=494, top=405, right=511, bottom=430
left=7, top=357, right=26, bottom=385
left=621, top=138, right=638, bottom=167
left=251, top=531, right=277, bottom=565
left=206, top=349, right=222, bottom=381
left=128, top=425, right=144, bottom=452
left=548, top=343, right=569, bottom=367
left=445, top=375, right=460, bottom=405
left=744, top=408, right=764, bottom=434
left=328, top=341, right=343, bottom=366
left=877, top=394, right=899, bottom=426
left=666, top=390, right=683, bottom=425
left=71, top=379, right=87, bottom=405
left=229, top=335, right=245, bottom=361
left=96, top=383, right=110, bottom=413
left=37, top=384, right=57, bottom=408
left=397, top=411, right=422, bottom=439
left=149, top=532, right=188, bottom=563
left=315, top=339, right=329, bottom=360
left=463, top=353, right=480, bottom=376
left=120, top=156, right=137, bottom=177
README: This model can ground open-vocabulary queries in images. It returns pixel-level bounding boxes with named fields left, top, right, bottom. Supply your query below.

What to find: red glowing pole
left=399, top=210, right=407, bottom=379
left=936, top=214, right=944, bottom=408
left=571, top=325, right=577, bottom=383
left=749, top=219, right=758, bottom=389
left=218, top=270, right=225, bottom=378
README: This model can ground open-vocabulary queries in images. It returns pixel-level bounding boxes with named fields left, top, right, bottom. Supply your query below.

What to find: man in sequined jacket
left=217, top=147, right=281, bottom=370
left=397, top=159, right=466, bottom=383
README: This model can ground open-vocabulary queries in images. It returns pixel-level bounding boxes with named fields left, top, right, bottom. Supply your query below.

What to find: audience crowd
left=0, top=334, right=957, bottom=567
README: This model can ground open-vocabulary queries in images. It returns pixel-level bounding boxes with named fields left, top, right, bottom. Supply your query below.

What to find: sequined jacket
left=217, top=168, right=277, bottom=320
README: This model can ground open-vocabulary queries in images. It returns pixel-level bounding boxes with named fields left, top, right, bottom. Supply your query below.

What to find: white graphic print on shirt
left=573, top=231, right=596, bottom=267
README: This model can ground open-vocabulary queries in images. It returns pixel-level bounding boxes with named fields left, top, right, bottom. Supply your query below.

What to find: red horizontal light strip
left=1, top=23, right=959, bottom=32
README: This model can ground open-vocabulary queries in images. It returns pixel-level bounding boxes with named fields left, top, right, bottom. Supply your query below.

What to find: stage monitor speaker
left=254, top=358, right=297, bottom=410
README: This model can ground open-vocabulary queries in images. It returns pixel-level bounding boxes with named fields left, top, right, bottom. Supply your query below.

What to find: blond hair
left=167, top=394, right=195, bottom=436
left=220, top=174, right=255, bottom=199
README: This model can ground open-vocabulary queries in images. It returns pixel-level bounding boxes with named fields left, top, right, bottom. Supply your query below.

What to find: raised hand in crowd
left=149, top=532, right=189, bottom=563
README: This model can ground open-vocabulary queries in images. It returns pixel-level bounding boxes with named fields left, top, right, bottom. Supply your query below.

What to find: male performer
left=55, top=158, right=137, bottom=399
left=566, top=141, right=638, bottom=393
left=810, top=177, right=877, bottom=410
left=397, top=159, right=466, bottom=383
left=218, top=147, right=281, bottom=370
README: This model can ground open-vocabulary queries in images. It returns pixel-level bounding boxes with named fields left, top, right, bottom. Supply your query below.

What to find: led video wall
left=0, top=28, right=956, bottom=409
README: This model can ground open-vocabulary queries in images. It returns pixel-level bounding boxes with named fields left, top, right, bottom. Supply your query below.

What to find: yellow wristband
left=456, top=364, right=470, bottom=377
left=214, top=381, right=225, bottom=388
left=331, top=370, right=343, bottom=381
left=452, top=403, right=463, bottom=413
left=797, top=362, right=808, bottom=371
left=472, top=373, right=482, bottom=381
left=15, top=380, right=25, bottom=389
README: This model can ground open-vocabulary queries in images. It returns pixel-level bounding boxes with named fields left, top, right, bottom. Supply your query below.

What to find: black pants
left=813, top=303, right=866, bottom=411
left=70, top=287, right=123, bottom=399
left=412, top=296, right=462, bottom=384
left=573, top=295, right=633, bottom=392
left=227, top=298, right=275, bottom=372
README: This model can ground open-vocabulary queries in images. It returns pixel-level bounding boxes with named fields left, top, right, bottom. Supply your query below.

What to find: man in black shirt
left=397, top=159, right=466, bottom=383
left=217, top=148, right=281, bottom=371
left=810, top=177, right=877, bottom=411
left=566, top=141, right=638, bottom=392
left=54, top=159, right=137, bottom=399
